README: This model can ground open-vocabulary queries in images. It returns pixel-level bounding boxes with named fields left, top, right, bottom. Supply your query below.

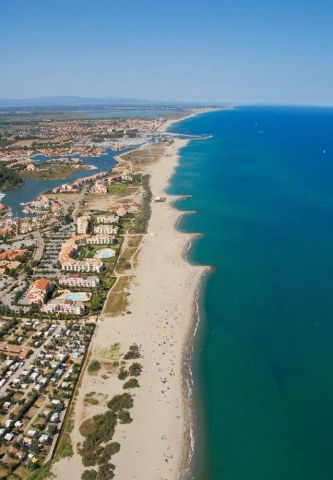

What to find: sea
left=168, top=106, right=333, bottom=480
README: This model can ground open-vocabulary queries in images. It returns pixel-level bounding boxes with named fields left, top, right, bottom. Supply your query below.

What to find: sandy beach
left=53, top=112, right=209, bottom=480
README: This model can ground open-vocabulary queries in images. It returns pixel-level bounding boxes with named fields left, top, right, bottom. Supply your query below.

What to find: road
left=32, top=231, right=44, bottom=263
left=72, top=186, right=87, bottom=220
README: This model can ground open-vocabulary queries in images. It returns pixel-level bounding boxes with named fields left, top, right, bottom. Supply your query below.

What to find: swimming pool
left=64, top=292, right=88, bottom=301
left=94, top=248, right=116, bottom=259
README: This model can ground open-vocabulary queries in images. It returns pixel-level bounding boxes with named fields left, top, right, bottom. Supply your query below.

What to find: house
left=0, top=344, right=31, bottom=359
left=61, top=258, right=103, bottom=273
left=4, top=433, right=14, bottom=442
left=0, top=248, right=27, bottom=261
left=59, top=234, right=104, bottom=272
left=116, top=206, right=127, bottom=217
left=41, top=298, right=85, bottom=315
left=27, top=278, right=55, bottom=304
left=77, top=215, right=90, bottom=234
left=96, top=215, right=119, bottom=224
left=59, top=274, right=100, bottom=288
left=93, top=225, right=117, bottom=235
left=38, top=434, right=49, bottom=444
left=92, top=180, right=107, bottom=194
left=86, top=234, right=115, bottom=245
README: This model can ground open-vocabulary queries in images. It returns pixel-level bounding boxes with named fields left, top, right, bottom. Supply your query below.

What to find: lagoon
left=2, top=149, right=119, bottom=216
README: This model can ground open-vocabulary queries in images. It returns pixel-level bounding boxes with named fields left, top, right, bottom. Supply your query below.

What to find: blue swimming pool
left=65, top=293, right=86, bottom=301
left=94, top=248, right=115, bottom=259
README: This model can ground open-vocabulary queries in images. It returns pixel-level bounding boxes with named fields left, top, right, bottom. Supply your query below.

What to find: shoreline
left=52, top=109, right=212, bottom=480
left=180, top=266, right=211, bottom=479
left=113, top=131, right=208, bottom=480
left=112, top=107, right=213, bottom=480
left=115, top=109, right=211, bottom=479
left=161, top=109, right=211, bottom=478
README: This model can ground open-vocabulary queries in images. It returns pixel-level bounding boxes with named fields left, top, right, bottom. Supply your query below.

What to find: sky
left=1, top=0, right=333, bottom=105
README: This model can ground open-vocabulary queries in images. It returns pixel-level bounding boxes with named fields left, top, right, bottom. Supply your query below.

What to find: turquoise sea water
left=168, top=107, right=333, bottom=480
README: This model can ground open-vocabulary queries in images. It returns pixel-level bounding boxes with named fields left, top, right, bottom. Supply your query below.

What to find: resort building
left=27, top=278, right=55, bottom=304
left=77, top=215, right=90, bottom=234
left=86, top=234, right=116, bottom=245
left=93, top=225, right=118, bottom=235
left=41, top=298, right=85, bottom=315
left=59, top=274, right=100, bottom=288
left=59, top=234, right=104, bottom=272
left=106, top=174, right=122, bottom=183
left=96, top=214, right=119, bottom=224
left=61, top=258, right=103, bottom=273
left=92, top=180, right=107, bottom=194
left=116, top=206, right=127, bottom=217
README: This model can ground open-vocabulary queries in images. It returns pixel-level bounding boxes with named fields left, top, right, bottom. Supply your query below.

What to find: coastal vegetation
left=102, top=275, right=131, bottom=315
left=0, top=163, right=24, bottom=189
left=117, top=410, right=132, bottom=424
left=82, top=470, right=97, bottom=480
left=85, top=393, right=99, bottom=406
left=117, top=368, right=128, bottom=380
left=123, top=378, right=139, bottom=389
left=107, top=393, right=133, bottom=411
left=129, top=362, right=142, bottom=376
left=79, top=364, right=138, bottom=477
left=131, top=174, right=152, bottom=234
left=120, top=142, right=170, bottom=168
left=88, top=360, right=101, bottom=373
left=23, top=161, right=92, bottom=180
left=79, top=410, right=119, bottom=477
left=124, top=344, right=141, bottom=360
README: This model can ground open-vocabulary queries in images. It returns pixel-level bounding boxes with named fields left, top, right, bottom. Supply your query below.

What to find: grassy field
left=119, top=142, right=170, bottom=168
left=116, top=235, right=142, bottom=274
left=130, top=174, right=152, bottom=234
left=24, top=162, right=92, bottom=180
left=103, top=276, right=132, bottom=315
left=107, top=181, right=139, bottom=197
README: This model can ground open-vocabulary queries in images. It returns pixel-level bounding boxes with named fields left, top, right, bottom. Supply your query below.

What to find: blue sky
left=1, top=0, right=333, bottom=105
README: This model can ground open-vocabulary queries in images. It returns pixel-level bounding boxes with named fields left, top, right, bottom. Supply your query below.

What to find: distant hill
left=0, top=96, right=174, bottom=108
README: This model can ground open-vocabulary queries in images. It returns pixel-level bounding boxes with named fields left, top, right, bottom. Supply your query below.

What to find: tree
left=118, top=410, right=132, bottom=424
left=107, top=393, right=133, bottom=412
left=82, top=470, right=97, bottom=480
left=123, top=378, right=139, bottom=389
left=97, top=464, right=115, bottom=480
left=88, top=360, right=101, bottom=373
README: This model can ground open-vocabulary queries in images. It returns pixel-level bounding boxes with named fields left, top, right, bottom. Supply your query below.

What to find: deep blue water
left=168, top=107, right=333, bottom=480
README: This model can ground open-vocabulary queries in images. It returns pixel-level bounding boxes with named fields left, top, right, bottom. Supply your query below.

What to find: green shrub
left=118, top=410, right=132, bottom=424
left=82, top=450, right=98, bottom=467
left=97, top=463, right=115, bottom=480
left=129, top=362, right=142, bottom=377
left=123, top=378, right=139, bottom=389
left=88, top=360, right=101, bottom=373
left=123, top=344, right=140, bottom=360
left=97, top=464, right=115, bottom=480
left=82, top=470, right=97, bottom=480
left=96, top=442, right=120, bottom=464
left=107, top=393, right=133, bottom=412
left=117, top=368, right=128, bottom=380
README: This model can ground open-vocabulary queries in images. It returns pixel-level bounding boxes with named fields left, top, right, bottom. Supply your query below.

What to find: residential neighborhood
left=0, top=145, right=153, bottom=478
